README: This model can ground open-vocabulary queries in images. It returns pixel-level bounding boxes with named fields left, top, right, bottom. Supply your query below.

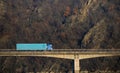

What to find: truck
left=16, top=43, right=53, bottom=50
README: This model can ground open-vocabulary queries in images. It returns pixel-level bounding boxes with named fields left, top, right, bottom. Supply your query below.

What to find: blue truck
left=16, top=43, right=53, bottom=50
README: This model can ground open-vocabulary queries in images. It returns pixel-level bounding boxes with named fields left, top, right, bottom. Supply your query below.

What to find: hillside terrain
left=0, top=0, right=120, bottom=73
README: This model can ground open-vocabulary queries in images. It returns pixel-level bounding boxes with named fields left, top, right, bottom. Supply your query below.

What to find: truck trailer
left=16, top=43, right=53, bottom=50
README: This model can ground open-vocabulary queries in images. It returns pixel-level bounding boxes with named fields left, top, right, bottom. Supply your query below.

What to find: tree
left=64, top=6, right=71, bottom=17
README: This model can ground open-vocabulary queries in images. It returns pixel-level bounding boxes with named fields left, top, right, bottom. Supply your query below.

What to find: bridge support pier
left=74, top=59, right=80, bottom=73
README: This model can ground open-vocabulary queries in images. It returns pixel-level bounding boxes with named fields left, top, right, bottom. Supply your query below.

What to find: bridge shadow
left=0, top=56, right=73, bottom=73
left=0, top=56, right=120, bottom=73
left=26, top=57, right=75, bottom=73
left=80, top=56, right=120, bottom=72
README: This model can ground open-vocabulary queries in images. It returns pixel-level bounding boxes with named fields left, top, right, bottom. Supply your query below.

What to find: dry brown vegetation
left=0, top=0, right=120, bottom=72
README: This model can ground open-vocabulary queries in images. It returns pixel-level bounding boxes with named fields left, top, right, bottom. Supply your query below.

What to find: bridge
left=0, top=49, right=120, bottom=73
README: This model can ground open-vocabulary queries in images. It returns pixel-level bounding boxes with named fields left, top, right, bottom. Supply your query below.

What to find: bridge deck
left=0, top=49, right=120, bottom=57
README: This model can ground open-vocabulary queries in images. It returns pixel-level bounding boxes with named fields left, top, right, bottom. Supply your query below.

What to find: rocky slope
left=0, top=0, right=120, bottom=72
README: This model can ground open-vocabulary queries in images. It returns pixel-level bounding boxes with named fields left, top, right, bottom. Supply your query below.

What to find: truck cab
left=47, top=44, right=53, bottom=50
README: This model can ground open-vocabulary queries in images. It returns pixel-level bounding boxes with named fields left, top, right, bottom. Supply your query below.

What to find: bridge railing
left=52, top=49, right=120, bottom=53
left=0, top=49, right=120, bottom=53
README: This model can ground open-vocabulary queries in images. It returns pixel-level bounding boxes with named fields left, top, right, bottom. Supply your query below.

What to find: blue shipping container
left=16, top=43, right=47, bottom=50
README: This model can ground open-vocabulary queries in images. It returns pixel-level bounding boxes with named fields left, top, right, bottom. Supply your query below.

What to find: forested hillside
left=0, top=0, right=120, bottom=73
